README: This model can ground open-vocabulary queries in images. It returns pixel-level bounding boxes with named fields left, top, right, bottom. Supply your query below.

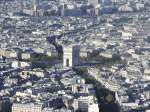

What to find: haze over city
left=0, top=0, right=150, bottom=112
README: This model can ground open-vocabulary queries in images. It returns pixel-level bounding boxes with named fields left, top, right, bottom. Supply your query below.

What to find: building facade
left=12, top=103, right=43, bottom=112
left=63, top=45, right=80, bottom=67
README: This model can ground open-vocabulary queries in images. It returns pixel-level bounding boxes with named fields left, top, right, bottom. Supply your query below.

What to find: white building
left=63, top=45, right=80, bottom=67
left=88, top=103, right=99, bottom=112
left=21, top=53, right=31, bottom=60
left=88, top=0, right=99, bottom=6
left=12, top=103, right=43, bottom=112
left=11, top=61, right=31, bottom=68
left=78, top=96, right=99, bottom=112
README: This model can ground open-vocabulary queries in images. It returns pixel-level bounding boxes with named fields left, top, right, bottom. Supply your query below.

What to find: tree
left=106, top=94, right=114, bottom=103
